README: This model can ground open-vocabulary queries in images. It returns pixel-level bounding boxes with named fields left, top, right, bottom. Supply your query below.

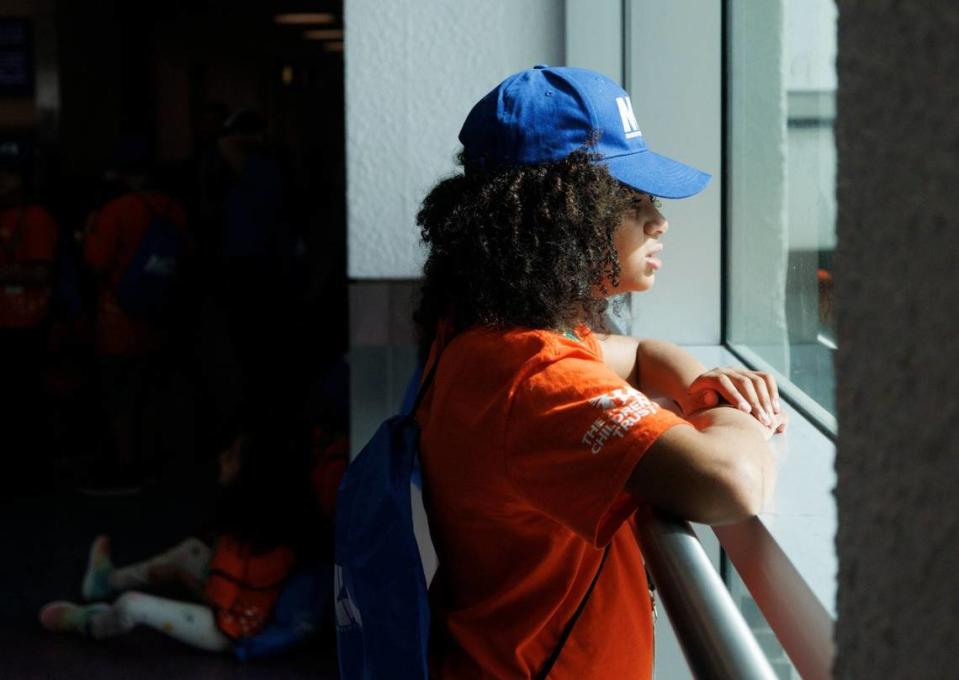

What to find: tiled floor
left=0, top=476, right=338, bottom=679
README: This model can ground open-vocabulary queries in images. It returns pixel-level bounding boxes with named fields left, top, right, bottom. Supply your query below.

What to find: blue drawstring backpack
left=334, top=358, right=608, bottom=680
left=334, top=365, right=434, bottom=680
left=116, top=194, right=182, bottom=321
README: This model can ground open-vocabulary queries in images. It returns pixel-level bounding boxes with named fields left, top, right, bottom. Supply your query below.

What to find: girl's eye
left=632, top=194, right=661, bottom=210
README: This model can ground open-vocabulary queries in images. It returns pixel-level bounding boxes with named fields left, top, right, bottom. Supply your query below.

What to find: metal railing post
left=636, top=507, right=779, bottom=680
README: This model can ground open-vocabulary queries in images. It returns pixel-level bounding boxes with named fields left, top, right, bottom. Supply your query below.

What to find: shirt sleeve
left=19, top=207, right=57, bottom=263
left=504, top=349, right=688, bottom=547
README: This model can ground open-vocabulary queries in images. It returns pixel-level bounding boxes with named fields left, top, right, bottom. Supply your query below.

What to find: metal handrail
left=714, top=519, right=834, bottom=680
left=636, top=507, right=778, bottom=680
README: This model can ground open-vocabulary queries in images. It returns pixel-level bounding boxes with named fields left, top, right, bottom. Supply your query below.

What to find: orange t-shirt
left=418, top=325, right=688, bottom=679
left=0, top=204, right=58, bottom=329
left=83, top=192, right=188, bottom=355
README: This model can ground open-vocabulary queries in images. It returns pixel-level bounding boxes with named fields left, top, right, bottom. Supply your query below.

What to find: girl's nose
left=645, top=213, right=669, bottom=237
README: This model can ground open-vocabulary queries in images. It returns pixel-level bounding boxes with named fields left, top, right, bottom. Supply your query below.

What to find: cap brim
left=602, top=149, right=711, bottom=199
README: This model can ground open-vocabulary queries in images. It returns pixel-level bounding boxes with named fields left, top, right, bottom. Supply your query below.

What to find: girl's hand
left=684, top=367, right=787, bottom=433
left=762, top=409, right=790, bottom=439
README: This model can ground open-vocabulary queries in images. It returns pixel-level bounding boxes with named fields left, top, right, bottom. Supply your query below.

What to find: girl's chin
left=605, top=280, right=655, bottom=296
left=628, top=272, right=657, bottom=291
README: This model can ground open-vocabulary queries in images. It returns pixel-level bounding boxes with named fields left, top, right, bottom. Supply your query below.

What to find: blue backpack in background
left=233, top=563, right=334, bottom=662
left=334, top=365, right=433, bottom=680
left=116, top=194, right=181, bottom=321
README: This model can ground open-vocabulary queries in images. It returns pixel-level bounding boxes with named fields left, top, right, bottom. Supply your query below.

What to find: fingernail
left=774, top=399, right=782, bottom=412
left=739, top=402, right=751, bottom=412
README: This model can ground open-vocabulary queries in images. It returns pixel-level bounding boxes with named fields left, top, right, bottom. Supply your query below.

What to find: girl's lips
left=644, top=246, right=663, bottom=270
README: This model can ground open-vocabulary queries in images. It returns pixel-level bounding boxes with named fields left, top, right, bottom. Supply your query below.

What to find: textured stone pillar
left=835, top=3, right=959, bottom=678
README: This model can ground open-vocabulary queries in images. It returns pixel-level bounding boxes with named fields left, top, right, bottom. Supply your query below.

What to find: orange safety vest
left=203, top=534, right=296, bottom=640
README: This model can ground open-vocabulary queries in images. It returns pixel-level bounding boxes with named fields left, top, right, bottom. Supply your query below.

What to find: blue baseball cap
left=459, top=65, right=710, bottom=199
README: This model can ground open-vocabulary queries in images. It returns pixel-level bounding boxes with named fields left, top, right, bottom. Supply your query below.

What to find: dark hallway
left=0, top=480, right=338, bottom=678
left=1, top=1, right=347, bottom=675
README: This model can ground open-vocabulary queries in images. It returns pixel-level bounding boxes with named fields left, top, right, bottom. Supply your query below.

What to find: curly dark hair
left=415, top=149, right=635, bottom=359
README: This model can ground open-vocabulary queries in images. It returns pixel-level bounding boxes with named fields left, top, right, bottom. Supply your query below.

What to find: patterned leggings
left=93, top=538, right=231, bottom=652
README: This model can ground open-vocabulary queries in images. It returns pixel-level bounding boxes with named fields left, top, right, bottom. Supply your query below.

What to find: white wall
left=345, top=0, right=565, bottom=279
left=564, top=0, right=622, bottom=84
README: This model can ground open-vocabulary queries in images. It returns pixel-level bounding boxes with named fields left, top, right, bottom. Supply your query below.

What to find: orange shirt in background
left=0, top=204, right=58, bottom=329
left=83, top=192, right=188, bottom=355
left=418, top=324, right=688, bottom=679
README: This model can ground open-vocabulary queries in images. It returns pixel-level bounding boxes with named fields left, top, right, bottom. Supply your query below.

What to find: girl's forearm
left=636, top=339, right=706, bottom=414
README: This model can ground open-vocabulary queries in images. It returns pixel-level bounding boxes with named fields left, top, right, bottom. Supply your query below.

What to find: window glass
left=726, top=0, right=837, bottom=431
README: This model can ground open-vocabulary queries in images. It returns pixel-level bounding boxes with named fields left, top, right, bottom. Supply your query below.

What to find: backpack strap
left=410, top=330, right=447, bottom=418
left=534, top=544, right=611, bottom=680
left=410, top=360, right=439, bottom=417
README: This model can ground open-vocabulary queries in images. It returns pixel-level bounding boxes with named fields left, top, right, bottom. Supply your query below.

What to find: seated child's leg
left=40, top=601, right=111, bottom=636
left=111, top=591, right=232, bottom=651
left=41, top=592, right=232, bottom=652
left=87, top=536, right=211, bottom=598
left=82, top=536, right=114, bottom=601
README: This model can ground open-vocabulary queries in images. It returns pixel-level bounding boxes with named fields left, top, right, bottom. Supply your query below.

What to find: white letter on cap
left=616, top=96, right=642, bottom=139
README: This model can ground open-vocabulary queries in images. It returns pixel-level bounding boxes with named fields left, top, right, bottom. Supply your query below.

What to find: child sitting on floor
left=39, top=420, right=317, bottom=652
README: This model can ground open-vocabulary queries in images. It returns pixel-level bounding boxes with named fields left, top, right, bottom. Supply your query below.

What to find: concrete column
left=835, top=3, right=959, bottom=677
